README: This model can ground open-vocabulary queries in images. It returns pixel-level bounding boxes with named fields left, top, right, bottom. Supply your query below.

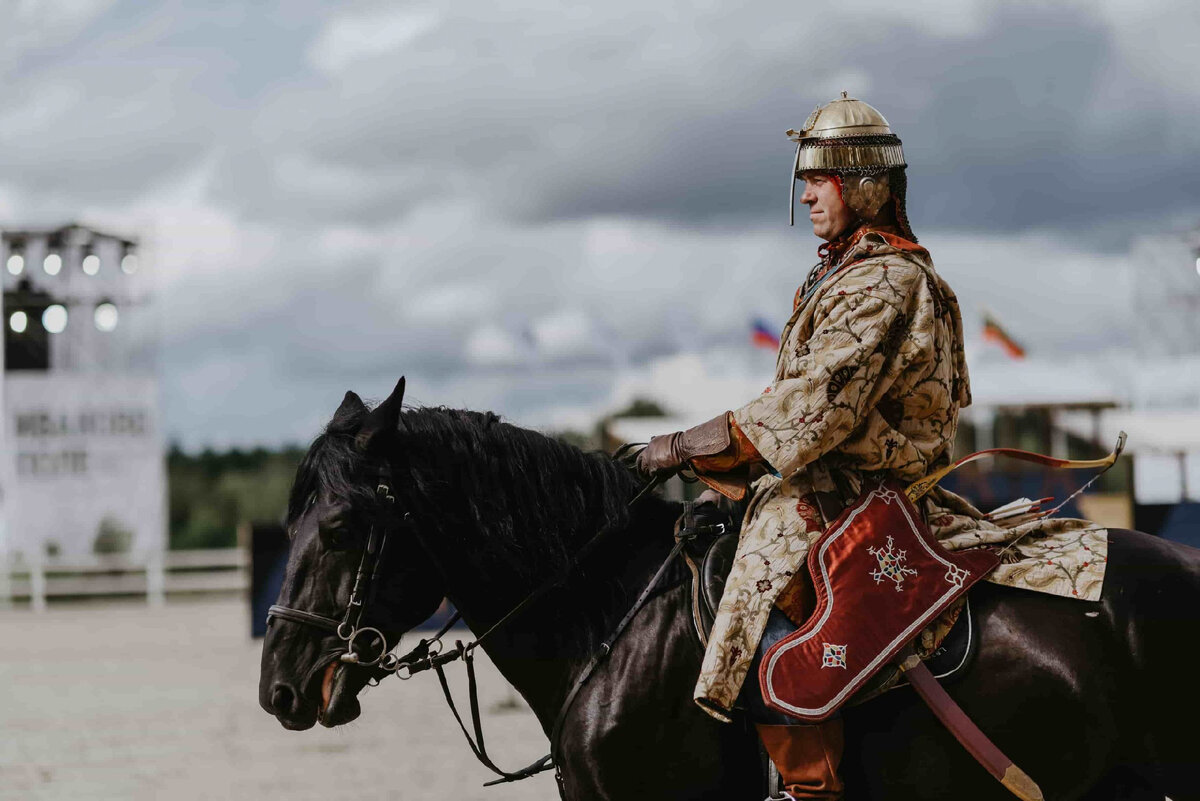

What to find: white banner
left=4, top=374, right=165, bottom=559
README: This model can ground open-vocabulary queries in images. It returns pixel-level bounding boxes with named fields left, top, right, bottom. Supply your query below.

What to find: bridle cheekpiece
left=267, top=465, right=410, bottom=671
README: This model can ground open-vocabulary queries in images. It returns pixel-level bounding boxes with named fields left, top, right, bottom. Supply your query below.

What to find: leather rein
left=267, top=461, right=685, bottom=791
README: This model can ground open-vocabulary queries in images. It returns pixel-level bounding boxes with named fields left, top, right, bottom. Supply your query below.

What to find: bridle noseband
left=267, top=468, right=409, bottom=671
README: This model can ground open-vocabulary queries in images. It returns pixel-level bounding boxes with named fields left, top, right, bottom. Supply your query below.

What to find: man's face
left=799, top=172, right=855, bottom=241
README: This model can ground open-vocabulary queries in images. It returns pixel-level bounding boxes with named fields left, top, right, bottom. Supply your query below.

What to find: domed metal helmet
left=788, top=92, right=916, bottom=241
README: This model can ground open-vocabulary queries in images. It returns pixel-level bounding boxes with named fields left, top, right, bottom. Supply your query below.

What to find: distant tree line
left=166, top=398, right=670, bottom=550
left=168, top=444, right=306, bottom=550
left=552, top=397, right=669, bottom=454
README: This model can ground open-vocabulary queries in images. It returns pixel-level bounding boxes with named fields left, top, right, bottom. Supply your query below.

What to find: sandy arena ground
left=0, top=597, right=557, bottom=800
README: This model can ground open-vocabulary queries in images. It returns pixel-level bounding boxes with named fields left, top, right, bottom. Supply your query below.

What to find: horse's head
left=259, top=377, right=445, bottom=730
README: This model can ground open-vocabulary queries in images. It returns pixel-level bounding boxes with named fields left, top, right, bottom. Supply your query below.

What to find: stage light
left=43, top=253, right=62, bottom=275
left=42, top=304, right=67, bottom=334
left=94, top=303, right=118, bottom=332
left=6, top=253, right=24, bottom=275
left=9, top=311, right=27, bottom=334
left=82, top=253, right=101, bottom=275
left=121, top=252, right=138, bottom=274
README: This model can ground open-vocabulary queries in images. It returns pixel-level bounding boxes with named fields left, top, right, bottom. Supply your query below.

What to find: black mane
left=286, top=401, right=375, bottom=526
left=289, top=402, right=652, bottom=585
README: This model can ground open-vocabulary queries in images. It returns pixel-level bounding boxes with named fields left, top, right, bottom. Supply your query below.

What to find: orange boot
left=756, top=719, right=845, bottom=799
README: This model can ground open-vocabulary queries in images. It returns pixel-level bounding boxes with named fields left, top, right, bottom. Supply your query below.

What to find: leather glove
left=636, top=412, right=732, bottom=479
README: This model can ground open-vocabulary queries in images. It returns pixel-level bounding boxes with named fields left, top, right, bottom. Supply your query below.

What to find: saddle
left=681, top=503, right=981, bottom=721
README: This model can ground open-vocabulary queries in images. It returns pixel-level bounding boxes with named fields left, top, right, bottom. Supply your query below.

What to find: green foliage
left=593, top=397, right=670, bottom=453
left=168, top=443, right=306, bottom=550
left=553, top=429, right=599, bottom=451
left=609, top=398, right=668, bottom=418
left=94, top=516, right=133, bottom=554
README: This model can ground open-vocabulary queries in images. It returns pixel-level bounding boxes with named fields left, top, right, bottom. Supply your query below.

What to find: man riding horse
left=637, top=93, right=1108, bottom=799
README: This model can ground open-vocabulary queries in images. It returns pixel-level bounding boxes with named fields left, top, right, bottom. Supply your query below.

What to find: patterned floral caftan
left=694, top=230, right=1108, bottom=721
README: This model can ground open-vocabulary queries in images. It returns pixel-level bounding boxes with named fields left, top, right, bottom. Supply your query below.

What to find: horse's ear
left=355, top=376, right=406, bottom=453
left=334, top=391, right=366, bottom=421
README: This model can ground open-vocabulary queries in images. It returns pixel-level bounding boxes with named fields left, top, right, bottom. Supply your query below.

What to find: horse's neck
left=436, top=487, right=680, bottom=727
left=398, top=416, right=681, bottom=722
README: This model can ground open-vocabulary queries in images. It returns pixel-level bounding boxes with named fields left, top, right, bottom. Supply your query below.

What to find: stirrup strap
left=764, top=756, right=790, bottom=800
left=904, top=432, right=1127, bottom=504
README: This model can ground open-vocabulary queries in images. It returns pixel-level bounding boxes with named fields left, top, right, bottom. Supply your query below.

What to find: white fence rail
left=2, top=548, right=249, bottom=610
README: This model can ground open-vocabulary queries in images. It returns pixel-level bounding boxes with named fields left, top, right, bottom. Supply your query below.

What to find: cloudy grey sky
left=1, top=0, right=1197, bottom=449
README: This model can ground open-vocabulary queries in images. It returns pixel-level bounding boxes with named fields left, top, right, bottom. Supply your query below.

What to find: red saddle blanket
left=758, top=480, right=1000, bottom=721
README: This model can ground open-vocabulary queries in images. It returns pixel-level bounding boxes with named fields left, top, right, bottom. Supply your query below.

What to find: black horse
left=259, top=378, right=1200, bottom=800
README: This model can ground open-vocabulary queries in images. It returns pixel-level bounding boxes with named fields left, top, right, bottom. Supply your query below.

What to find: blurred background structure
left=0, top=226, right=168, bottom=608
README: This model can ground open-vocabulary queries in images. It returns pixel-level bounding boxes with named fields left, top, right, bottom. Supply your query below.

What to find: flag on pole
left=982, top=313, right=1026, bottom=359
left=751, top=318, right=779, bottom=350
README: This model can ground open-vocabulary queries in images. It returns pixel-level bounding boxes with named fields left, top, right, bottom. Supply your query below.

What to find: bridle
left=267, top=468, right=409, bottom=672
left=264, top=453, right=689, bottom=795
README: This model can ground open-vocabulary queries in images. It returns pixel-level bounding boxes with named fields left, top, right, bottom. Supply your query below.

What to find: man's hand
left=636, top=431, right=686, bottom=478
left=635, top=413, right=732, bottom=479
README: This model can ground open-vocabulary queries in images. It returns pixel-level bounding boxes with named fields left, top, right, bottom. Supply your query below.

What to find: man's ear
left=355, top=376, right=405, bottom=453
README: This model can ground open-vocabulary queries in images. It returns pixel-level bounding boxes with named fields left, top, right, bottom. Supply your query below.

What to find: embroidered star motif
left=867, top=535, right=918, bottom=591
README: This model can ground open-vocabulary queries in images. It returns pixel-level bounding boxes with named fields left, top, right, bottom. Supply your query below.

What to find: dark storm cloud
left=0, top=1, right=322, bottom=214
left=215, top=1, right=1200, bottom=237
left=509, top=5, right=1196, bottom=234
left=0, top=0, right=1194, bottom=447
left=4, top=1, right=1196, bottom=233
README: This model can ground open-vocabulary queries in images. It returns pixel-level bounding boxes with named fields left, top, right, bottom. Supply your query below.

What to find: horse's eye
left=319, top=513, right=352, bottom=550
left=319, top=523, right=345, bottom=550
left=306, top=492, right=318, bottom=511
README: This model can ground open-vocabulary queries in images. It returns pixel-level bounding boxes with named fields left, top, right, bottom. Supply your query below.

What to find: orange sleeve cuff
left=730, top=417, right=764, bottom=462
